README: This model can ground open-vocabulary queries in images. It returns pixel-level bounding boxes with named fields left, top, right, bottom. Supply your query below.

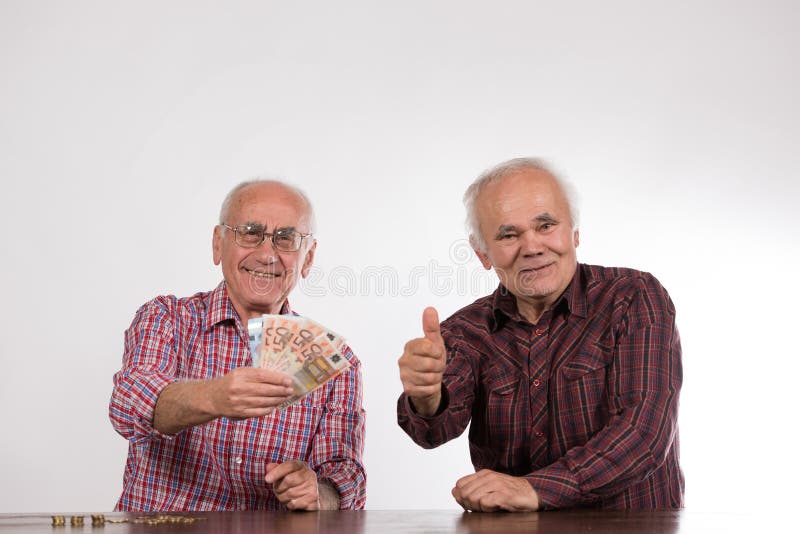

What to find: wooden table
left=0, top=509, right=781, bottom=533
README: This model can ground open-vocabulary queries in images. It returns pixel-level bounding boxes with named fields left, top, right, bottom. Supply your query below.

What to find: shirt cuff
left=403, top=384, right=450, bottom=419
left=316, top=463, right=366, bottom=510
left=525, top=460, right=584, bottom=510
left=128, top=372, right=176, bottom=441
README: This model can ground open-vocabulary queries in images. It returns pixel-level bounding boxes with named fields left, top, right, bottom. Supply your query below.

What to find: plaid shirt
left=398, top=264, right=683, bottom=509
left=110, top=282, right=366, bottom=511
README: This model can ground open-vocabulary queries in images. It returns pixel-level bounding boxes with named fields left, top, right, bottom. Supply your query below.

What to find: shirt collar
left=489, top=263, right=587, bottom=331
left=204, top=281, right=294, bottom=331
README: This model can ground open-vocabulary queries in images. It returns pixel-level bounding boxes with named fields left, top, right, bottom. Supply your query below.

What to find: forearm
left=153, top=380, right=218, bottom=435
left=526, top=407, right=678, bottom=509
left=318, top=480, right=340, bottom=510
left=397, top=385, right=470, bottom=448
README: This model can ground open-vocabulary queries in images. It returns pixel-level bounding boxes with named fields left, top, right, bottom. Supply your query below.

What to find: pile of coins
left=51, top=514, right=205, bottom=528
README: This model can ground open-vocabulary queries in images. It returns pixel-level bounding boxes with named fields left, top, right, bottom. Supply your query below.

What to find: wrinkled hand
left=452, top=469, right=540, bottom=512
left=398, top=307, right=447, bottom=416
left=209, top=367, right=294, bottom=419
left=265, top=461, right=321, bottom=510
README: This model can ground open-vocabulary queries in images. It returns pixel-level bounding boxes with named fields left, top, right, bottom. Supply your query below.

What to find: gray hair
left=463, top=157, right=579, bottom=251
left=219, top=179, right=317, bottom=233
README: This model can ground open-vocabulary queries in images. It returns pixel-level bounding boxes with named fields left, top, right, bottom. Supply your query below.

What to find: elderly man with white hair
left=111, top=180, right=366, bottom=511
left=397, top=158, right=683, bottom=511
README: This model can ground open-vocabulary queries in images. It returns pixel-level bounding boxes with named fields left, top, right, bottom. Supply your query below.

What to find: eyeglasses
left=220, top=223, right=312, bottom=252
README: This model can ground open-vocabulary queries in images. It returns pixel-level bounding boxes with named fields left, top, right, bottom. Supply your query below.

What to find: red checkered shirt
left=398, top=264, right=683, bottom=509
left=110, top=282, right=366, bottom=511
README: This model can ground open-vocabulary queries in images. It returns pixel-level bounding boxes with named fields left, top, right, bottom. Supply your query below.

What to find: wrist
left=318, top=479, right=341, bottom=510
left=410, top=391, right=442, bottom=417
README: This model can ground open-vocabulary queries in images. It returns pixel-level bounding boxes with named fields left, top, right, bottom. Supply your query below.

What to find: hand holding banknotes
left=152, top=367, right=294, bottom=434
left=398, top=307, right=447, bottom=417
left=209, top=367, right=295, bottom=420
left=248, top=314, right=352, bottom=408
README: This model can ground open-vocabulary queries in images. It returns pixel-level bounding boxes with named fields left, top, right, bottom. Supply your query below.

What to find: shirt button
left=234, top=456, right=243, bottom=465
left=535, top=328, right=547, bottom=336
left=533, top=379, right=541, bottom=387
left=535, top=431, right=544, bottom=438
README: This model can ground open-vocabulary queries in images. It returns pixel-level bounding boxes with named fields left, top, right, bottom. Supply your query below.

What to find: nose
left=252, top=236, right=279, bottom=263
left=519, top=228, right=544, bottom=256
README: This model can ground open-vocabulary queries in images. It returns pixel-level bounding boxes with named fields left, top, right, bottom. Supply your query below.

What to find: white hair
left=463, top=157, right=580, bottom=251
left=219, top=179, right=317, bottom=234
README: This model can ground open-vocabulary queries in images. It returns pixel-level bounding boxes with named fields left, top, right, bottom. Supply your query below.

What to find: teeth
left=247, top=270, right=279, bottom=278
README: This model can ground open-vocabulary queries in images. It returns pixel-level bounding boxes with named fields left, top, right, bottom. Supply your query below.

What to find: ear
left=469, top=235, right=492, bottom=270
left=213, top=225, right=223, bottom=265
left=301, top=239, right=317, bottom=278
left=573, top=228, right=580, bottom=248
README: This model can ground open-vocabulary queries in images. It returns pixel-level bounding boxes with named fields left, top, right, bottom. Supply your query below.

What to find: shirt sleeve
left=310, top=346, right=367, bottom=510
left=397, top=333, right=476, bottom=448
left=109, top=297, right=179, bottom=443
left=527, top=276, right=683, bottom=509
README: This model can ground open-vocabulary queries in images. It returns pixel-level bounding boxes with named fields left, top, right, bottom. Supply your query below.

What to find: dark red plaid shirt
left=398, top=263, right=684, bottom=509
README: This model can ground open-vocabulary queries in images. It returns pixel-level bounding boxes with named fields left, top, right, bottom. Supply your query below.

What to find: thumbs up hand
left=398, top=307, right=447, bottom=417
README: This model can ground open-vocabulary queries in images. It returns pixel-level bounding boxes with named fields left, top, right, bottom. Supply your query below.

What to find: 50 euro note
left=247, top=314, right=350, bottom=408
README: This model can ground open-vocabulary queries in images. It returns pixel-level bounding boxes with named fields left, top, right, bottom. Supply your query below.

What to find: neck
left=516, top=301, right=548, bottom=324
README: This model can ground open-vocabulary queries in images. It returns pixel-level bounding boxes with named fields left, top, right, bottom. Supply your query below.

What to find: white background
left=1, top=0, right=798, bottom=512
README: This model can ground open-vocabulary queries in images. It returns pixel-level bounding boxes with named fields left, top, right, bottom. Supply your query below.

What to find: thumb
left=422, top=307, right=443, bottom=346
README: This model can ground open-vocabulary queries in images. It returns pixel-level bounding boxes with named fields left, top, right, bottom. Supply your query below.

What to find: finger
left=454, top=471, right=482, bottom=489
left=451, top=485, right=467, bottom=510
left=402, top=374, right=444, bottom=391
left=265, top=460, right=305, bottom=484
left=403, top=338, right=445, bottom=360
left=222, top=374, right=294, bottom=400
left=405, top=351, right=446, bottom=372
left=453, top=487, right=480, bottom=512
left=252, top=369, right=294, bottom=388
left=478, top=493, right=501, bottom=513
left=227, top=389, right=293, bottom=412
left=273, top=468, right=313, bottom=494
left=456, top=470, right=497, bottom=497
left=422, top=307, right=443, bottom=346
left=276, top=477, right=316, bottom=501
left=287, top=492, right=320, bottom=511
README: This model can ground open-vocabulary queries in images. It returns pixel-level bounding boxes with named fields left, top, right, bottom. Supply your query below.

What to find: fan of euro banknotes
left=247, top=315, right=351, bottom=409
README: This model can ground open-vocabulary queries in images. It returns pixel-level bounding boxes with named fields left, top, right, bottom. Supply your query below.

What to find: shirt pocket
left=484, top=371, right=522, bottom=445
left=558, top=344, right=611, bottom=428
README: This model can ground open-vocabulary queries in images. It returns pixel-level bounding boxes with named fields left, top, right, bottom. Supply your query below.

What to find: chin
left=516, top=283, right=554, bottom=299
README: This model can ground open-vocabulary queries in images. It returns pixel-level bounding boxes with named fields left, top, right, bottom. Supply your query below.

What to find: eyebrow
left=240, top=222, right=298, bottom=233
left=494, top=224, right=518, bottom=238
left=533, top=213, right=559, bottom=224
left=493, top=213, right=560, bottom=238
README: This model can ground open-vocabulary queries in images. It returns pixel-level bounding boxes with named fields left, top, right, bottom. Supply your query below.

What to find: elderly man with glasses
left=110, top=180, right=366, bottom=511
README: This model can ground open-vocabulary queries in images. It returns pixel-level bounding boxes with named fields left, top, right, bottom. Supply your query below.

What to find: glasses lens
left=235, top=226, right=264, bottom=248
left=273, top=230, right=301, bottom=252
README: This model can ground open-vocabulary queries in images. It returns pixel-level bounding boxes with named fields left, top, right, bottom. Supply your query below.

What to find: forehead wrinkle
left=230, top=191, right=311, bottom=232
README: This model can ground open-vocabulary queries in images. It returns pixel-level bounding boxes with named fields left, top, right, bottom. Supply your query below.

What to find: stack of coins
left=51, top=516, right=65, bottom=526
left=70, top=516, right=84, bottom=527
left=91, top=514, right=105, bottom=527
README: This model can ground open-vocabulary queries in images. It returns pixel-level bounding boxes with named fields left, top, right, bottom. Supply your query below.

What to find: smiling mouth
left=245, top=268, right=280, bottom=278
left=520, top=264, right=553, bottom=275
